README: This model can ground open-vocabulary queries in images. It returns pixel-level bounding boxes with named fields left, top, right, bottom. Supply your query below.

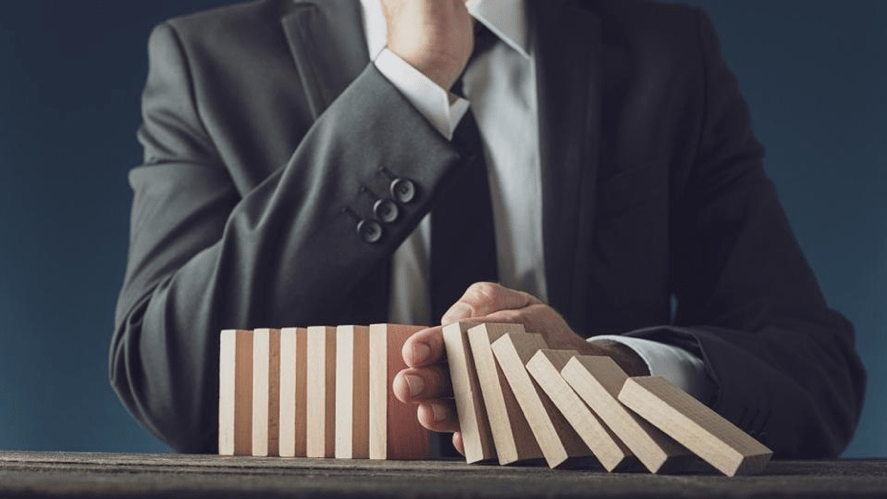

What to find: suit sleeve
left=627, top=10, right=865, bottom=458
left=110, top=23, right=462, bottom=453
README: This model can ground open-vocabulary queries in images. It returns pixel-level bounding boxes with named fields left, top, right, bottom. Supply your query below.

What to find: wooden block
left=618, top=375, right=773, bottom=476
left=335, top=325, right=371, bottom=459
left=306, top=326, right=336, bottom=458
left=279, top=327, right=307, bottom=458
left=442, top=321, right=496, bottom=464
left=368, top=324, right=430, bottom=460
left=526, top=350, right=633, bottom=471
left=219, top=329, right=253, bottom=456
left=491, top=333, right=594, bottom=468
left=561, top=356, right=690, bottom=473
left=252, top=328, right=281, bottom=456
left=466, top=323, right=542, bottom=465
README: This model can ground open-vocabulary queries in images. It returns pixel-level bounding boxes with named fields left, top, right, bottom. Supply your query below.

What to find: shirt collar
left=360, top=0, right=530, bottom=60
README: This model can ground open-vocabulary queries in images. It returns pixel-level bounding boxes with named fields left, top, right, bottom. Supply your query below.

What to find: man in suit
left=111, top=0, right=865, bottom=458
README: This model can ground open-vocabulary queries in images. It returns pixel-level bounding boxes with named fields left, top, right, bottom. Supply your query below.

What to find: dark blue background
left=0, top=1, right=884, bottom=457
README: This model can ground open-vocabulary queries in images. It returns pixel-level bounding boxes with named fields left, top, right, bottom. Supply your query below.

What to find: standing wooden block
left=219, top=329, right=253, bottom=456
left=466, top=323, right=542, bottom=465
left=279, top=327, right=307, bottom=458
left=491, top=333, right=594, bottom=468
left=442, top=321, right=496, bottom=464
left=335, top=325, right=371, bottom=459
left=526, top=350, right=633, bottom=471
left=368, top=324, right=430, bottom=460
left=306, top=326, right=336, bottom=458
left=561, top=356, right=689, bottom=473
left=252, top=328, right=281, bottom=456
left=618, top=376, right=773, bottom=476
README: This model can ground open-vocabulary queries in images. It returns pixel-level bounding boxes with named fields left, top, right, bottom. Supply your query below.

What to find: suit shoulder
left=580, top=0, right=709, bottom=53
left=579, top=0, right=704, bottom=36
left=156, top=0, right=296, bottom=48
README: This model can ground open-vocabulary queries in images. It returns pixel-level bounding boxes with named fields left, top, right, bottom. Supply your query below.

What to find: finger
left=392, top=366, right=453, bottom=404
left=441, top=282, right=543, bottom=325
left=416, top=399, right=460, bottom=433
left=401, top=325, right=445, bottom=368
left=452, top=431, right=465, bottom=456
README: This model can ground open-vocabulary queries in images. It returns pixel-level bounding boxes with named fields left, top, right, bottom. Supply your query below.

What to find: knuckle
left=468, top=281, right=500, bottom=307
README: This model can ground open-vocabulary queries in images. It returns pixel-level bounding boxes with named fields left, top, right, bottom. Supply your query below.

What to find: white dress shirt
left=359, top=0, right=713, bottom=401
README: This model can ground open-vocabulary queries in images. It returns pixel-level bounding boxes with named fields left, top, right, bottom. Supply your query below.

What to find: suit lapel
left=532, top=0, right=603, bottom=333
left=282, top=0, right=370, bottom=119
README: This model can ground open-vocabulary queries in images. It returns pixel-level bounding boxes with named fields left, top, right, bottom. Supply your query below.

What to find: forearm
left=111, top=27, right=462, bottom=452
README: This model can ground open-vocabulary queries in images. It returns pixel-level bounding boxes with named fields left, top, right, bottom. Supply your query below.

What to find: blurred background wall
left=0, top=0, right=884, bottom=456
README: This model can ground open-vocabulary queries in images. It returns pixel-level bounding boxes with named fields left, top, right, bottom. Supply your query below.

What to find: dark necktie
left=430, top=22, right=499, bottom=325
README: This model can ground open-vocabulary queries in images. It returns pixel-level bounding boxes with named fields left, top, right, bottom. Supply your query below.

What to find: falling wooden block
left=526, top=350, right=633, bottom=471
left=219, top=329, right=253, bottom=456
left=466, top=323, right=542, bottom=465
left=306, top=326, right=336, bottom=458
left=335, top=325, right=371, bottom=459
left=618, top=376, right=772, bottom=476
left=561, top=356, right=690, bottom=473
left=491, top=333, right=594, bottom=468
left=368, top=324, right=430, bottom=460
left=442, top=321, right=496, bottom=464
left=279, top=327, right=307, bottom=458
left=252, top=328, right=281, bottom=457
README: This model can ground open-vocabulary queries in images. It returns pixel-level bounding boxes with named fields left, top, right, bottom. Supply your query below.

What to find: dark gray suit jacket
left=111, top=0, right=865, bottom=457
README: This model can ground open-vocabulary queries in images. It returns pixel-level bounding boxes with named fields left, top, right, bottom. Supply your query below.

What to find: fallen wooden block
left=279, top=327, right=307, bottom=458
left=526, top=350, right=633, bottom=471
left=219, top=329, right=253, bottom=456
left=306, top=326, right=336, bottom=458
left=466, top=323, right=542, bottom=465
left=618, top=375, right=772, bottom=476
left=368, top=323, right=430, bottom=460
left=252, top=328, right=281, bottom=457
left=561, top=356, right=690, bottom=473
left=442, top=321, right=496, bottom=464
left=491, top=333, right=594, bottom=468
left=335, top=325, right=371, bottom=459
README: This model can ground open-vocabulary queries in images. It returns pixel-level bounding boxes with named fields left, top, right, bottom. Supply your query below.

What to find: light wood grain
left=335, top=325, right=370, bottom=459
left=618, top=375, right=772, bottom=476
left=368, top=324, right=430, bottom=460
left=491, top=333, right=594, bottom=468
left=442, top=322, right=496, bottom=464
left=279, top=327, right=307, bottom=458
left=561, top=356, right=690, bottom=473
left=252, top=329, right=281, bottom=456
left=466, top=323, right=541, bottom=465
left=306, top=326, right=336, bottom=458
left=526, top=350, right=632, bottom=471
left=219, top=329, right=253, bottom=456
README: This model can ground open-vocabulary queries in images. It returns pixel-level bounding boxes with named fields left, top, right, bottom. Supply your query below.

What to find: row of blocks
left=218, top=324, right=429, bottom=460
left=218, top=322, right=772, bottom=476
left=443, top=322, right=772, bottom=476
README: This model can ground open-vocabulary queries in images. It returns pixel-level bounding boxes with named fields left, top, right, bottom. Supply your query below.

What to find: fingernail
left=404, top=374, right=424, bottom=397
left=442, top=303, right=471, bottom=324
left=431, top=403, right=448, bottom=422
left=413, top=342, right=431, bottom=363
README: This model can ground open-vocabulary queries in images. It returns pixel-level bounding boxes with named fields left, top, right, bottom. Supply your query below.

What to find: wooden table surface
left=1, top=451, right=886, bottom=498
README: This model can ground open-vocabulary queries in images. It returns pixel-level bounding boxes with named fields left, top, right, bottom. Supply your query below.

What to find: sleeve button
left=373, top=199, right=399, bottom=223
left=390, top=178, right=416, bottom=204
left=357, top=220, right=383, bottom=244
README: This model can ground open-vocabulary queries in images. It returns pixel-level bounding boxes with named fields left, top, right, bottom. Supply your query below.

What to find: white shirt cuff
left=589, top=335, right=715, bottom=403
left=374, top=48, right=469, bottom=140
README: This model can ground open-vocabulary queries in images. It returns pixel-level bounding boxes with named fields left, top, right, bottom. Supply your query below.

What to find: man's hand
left=392, top=282, right=650, bottom=454
left=380, top=0, right=474, bottom=91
